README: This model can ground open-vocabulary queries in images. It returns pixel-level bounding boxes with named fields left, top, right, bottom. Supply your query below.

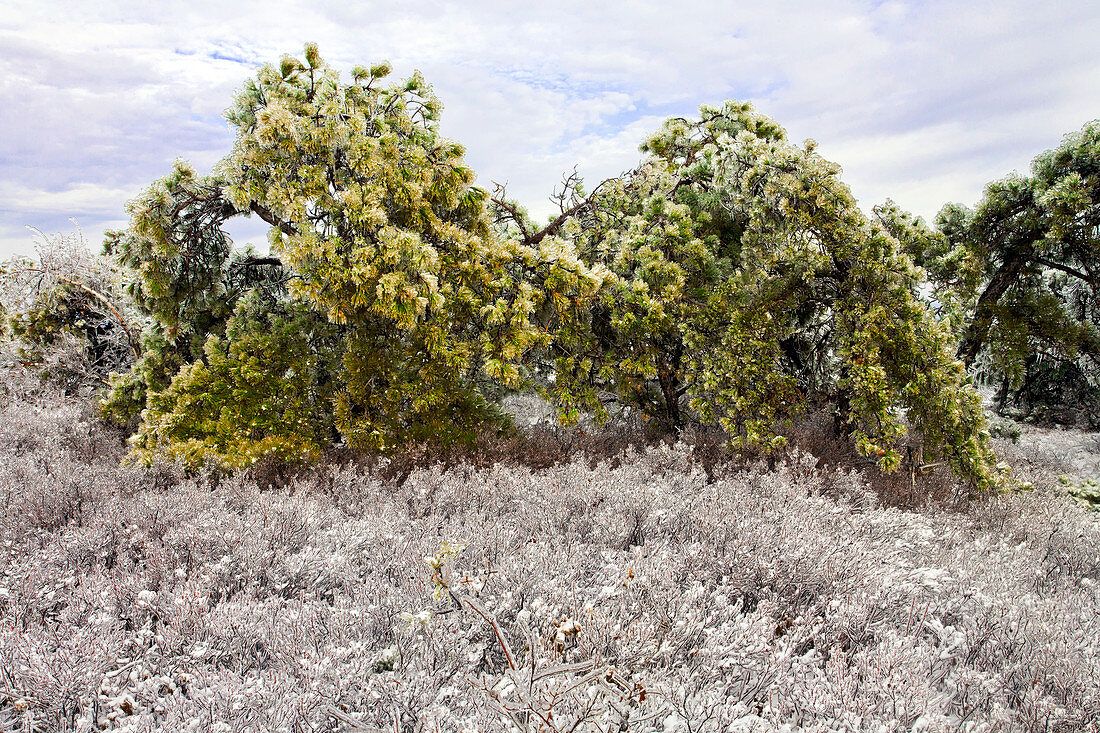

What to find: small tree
left=530, top=102, right=999, bottom=487
left=1, top=229, right=139, bottom=396
left=919, top=121, right=1100, bottom=420
left=105, top=45, right=544, bottom=465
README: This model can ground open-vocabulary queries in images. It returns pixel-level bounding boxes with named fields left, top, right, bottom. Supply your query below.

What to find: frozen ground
left=0, top=390, right=1097, bottom=732
left=1012, top=422, right=1100, bottom=482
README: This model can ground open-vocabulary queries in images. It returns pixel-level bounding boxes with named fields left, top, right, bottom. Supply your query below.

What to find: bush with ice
left=0, top=388, right=1097, bottom=730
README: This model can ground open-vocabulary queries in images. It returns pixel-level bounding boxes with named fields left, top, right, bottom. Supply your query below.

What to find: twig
left=455, top=594, right=517, bottom=671
left=324, top=706, right=387, bottom=732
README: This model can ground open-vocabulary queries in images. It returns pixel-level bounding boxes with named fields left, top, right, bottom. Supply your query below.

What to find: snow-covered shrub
left=1, top=229, right=139, bottom=400
left=0, top=387, right=1097, bottom=731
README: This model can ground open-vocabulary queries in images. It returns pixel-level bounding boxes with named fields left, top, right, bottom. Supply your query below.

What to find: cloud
left=1, top=0, right=1098, bottom=258
left=0, top=181, right=134, bottom=213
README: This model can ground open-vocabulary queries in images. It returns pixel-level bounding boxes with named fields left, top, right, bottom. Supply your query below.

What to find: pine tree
left=919, top=121, right=1100, bottom=420
left=538, top=102, right=1000, bottom=487
left=105, top=45, right=544, bottom=465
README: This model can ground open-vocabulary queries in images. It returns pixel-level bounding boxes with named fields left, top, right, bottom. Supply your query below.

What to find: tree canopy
left=0, top=45, right=1006, bottom=489
left=102, top=44, right=542, bottom=466
left=915, top=121, right=1100, bottom=420
left=520, top=102, right=998, bottom=487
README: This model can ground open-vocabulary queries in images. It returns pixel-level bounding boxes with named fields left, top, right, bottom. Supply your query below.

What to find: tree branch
left=234, top=256, right=284, bottom=268
left=957, top=246, right=1034, bottom=368
left=492, top=177, right=615, bottom=248
left=529, top=181, right=611, bottom=248
left=1034, top=256, right=1096, bottom=286
left=249, top=202, right=297, bottom=236
left=489, top=183, right=532, bottom=243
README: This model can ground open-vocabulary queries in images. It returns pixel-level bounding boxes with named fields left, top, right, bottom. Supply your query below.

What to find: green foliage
left=101, top=162, right=261, bottom=418
left=987, top=417, right=1022, bottom=444
left=106, top=46, right=542, bottom=465
left=1068, top=477, right=1100, bottom=510
left=9, top=280, right=91, bottom=352
left=129, top=292, right=336, bottom=467
left=544, top=102, right=999, bottom=487
left=98, top=50, right=1000, bottom=487
left=541, top=168, right=715, bottom=431
left=921, top=121, right=1100, bottom=422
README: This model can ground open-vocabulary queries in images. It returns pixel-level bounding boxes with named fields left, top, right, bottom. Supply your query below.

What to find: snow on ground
left=1014, top=422, right=1100, bottom=482
left=0, top=390, right=1097, bottom=731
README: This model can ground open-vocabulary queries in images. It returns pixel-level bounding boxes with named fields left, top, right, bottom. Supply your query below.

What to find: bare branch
left=550, top=167, right=584, bottom=215
left=249, top=202, right=297, bottom=236
left=489, top=182, right=532, bottom=243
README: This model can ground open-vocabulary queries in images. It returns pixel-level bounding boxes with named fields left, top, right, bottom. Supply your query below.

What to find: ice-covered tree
left=529, top=102, right=998, bottom=487
left=921, top=121, right=1100, bottom=418
left=1, top=230, right=139, bottom=395
left=104, top=45, right=544, bottom=465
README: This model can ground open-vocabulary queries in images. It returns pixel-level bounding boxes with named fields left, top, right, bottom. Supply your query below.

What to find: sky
left=1, top=0, right=1098, bottom=259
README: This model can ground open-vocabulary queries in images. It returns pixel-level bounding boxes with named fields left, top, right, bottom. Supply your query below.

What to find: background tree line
left=4, top=45, right=1098, bottom=490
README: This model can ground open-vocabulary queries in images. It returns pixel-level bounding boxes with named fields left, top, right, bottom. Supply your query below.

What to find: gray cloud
left=1, top=0, right=1097, bottom=257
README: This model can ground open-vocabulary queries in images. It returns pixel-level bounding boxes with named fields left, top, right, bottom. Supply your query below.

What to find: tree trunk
left=957, top=247, right=1033, bottom=368
left=656, top=341, right=684, bottom=431
left=834, top=382, right=852, bottom=437
left=657, top=368, right=681, bottom=430
left=995, top=377, right=1010, bottom=414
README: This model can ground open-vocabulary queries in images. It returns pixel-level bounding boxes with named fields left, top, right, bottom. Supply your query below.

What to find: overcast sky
left=1, top=0, right=1098, bottom=259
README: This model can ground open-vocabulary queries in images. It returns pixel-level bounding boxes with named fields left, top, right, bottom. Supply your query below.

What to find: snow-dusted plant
left=419, top=540, right=662, bottom=729
left=0, top=385, right=1097, bottom=730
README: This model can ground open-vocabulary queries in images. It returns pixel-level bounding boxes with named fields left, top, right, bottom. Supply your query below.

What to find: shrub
left=1, top=229, right=138, bottom=398
left=0, top=389, right=1096, bottom=730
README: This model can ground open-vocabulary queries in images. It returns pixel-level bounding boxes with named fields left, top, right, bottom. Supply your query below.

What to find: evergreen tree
left=97, top=49, right=1001, bottom=487
left=534, top=102, right=999, bottom=487
left=105, top=45, right=543, bottom=464
left=920, top=121, right=1100, bottom=420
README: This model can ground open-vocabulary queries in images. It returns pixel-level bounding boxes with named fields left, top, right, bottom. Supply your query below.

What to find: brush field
left=0, top=388, right=1098, bottom=732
